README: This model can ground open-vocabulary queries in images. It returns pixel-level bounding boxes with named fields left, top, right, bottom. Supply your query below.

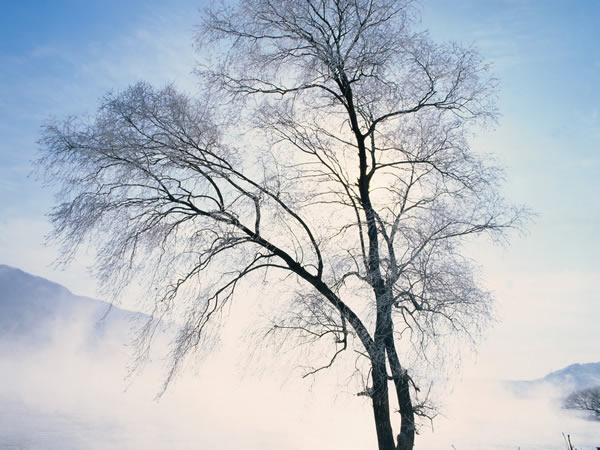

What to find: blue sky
left=422, top=0, right=600, bottom=379
left=0, top=0, right=598, bottom=383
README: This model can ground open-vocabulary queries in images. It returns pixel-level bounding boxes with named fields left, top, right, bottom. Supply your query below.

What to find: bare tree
left=37, top=1, right=524, bottom=449
left=564, top=387, right=600, bottom=421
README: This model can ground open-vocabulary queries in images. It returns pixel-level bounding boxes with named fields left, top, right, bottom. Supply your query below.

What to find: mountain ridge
left=505, top=362, right=600, bottom=397
left=0, top=264, right=141, bottom=341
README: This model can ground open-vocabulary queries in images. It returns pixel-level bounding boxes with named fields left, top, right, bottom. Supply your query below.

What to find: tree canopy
left=38, top=1, right=524, bottom=449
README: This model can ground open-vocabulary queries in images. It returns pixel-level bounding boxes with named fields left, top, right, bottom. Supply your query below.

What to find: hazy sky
left=0, top=0, right=598, bottom=387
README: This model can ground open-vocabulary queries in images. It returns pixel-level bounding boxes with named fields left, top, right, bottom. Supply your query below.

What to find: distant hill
left=0, top=264, right=140, bottom=343
left=541, top=362, right=600, bottom=392
left=506, top=362, right=600, bottom=397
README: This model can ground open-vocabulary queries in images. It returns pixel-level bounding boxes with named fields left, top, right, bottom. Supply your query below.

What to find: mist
left=1, top=295, right=598, bottom=450
left=420, top=379, right=600, bottom=449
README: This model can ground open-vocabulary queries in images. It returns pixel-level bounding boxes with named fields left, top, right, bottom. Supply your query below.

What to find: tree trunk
left=385, top=332, right=415, bottom=450
left=371, top=358, right=397, bottom=450
left=393, top=374, right=415, bottom=450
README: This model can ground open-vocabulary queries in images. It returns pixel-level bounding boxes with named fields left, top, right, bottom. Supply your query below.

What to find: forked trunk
left=370, top=356, right=415, bottom=450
